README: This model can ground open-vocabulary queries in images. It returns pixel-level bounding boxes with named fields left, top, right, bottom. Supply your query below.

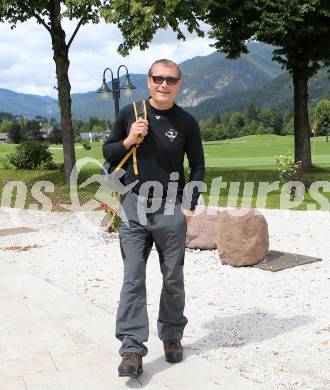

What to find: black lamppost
left=97, top=65, right=136, bottom=117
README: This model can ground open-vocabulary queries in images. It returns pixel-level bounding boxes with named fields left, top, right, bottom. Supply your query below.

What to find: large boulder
left=185, top=206, right=221, bottom=250
left=217, top=208, right=269, bottom=266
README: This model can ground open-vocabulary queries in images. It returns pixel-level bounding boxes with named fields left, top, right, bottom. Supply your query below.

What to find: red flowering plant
left=99, top=194, right=121, bottom=232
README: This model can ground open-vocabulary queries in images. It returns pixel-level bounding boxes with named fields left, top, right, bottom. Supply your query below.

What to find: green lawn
left=203, top=134, right=329, bottom=168
left=0, top=135, right=329, bottom=211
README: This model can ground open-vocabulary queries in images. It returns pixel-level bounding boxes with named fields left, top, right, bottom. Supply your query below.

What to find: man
left=103, top=59, right=205, bottom=377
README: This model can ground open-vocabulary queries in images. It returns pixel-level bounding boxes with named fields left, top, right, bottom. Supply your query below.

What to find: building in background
left=0, top=133, right=8, bottom=144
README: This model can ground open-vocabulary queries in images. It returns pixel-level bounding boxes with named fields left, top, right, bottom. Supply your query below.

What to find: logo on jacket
left=165, top=128, right=177, bottom=142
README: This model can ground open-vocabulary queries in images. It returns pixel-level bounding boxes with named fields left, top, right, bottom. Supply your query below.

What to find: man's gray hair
left=148, top=59, right=181, bottom=79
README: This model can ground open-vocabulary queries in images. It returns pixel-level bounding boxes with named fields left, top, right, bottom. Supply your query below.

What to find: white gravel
left=0, top=206, right=329, bottom=390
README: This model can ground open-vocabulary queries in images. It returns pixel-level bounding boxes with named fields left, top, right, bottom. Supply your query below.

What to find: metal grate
left=253, top=250, right=322, bottom=272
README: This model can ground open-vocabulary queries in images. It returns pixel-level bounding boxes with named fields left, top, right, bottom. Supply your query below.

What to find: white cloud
left=0, top=19, right=214, bottom=97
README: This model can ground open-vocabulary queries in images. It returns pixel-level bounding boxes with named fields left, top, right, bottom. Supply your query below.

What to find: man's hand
left=182, top=208, right=194, bottom=225
left=123, top=117, right=149, bottom=149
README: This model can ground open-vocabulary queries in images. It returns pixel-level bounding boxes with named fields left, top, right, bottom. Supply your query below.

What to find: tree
left=101, top=1, right=206, bottom=55
left=48, top=125, right=62, bottom=144
left=228, top=112, right=245, bottom=137
left=1, top=1, right=103, bottom=184
left=25, top=119, right=42, bottom=139
left=0, top=112, right=15, bottom=121
left=246, top=102, right=258, bottom=121
left=257, top=107, right=283, bottom=135
left=283, top=110, right=294, bottom=135
left=0, top=119, right=12, bottom=134
left=8, top=120, right=23, bottom=143
left=242, top=119, right=258, bottom=136
left=314, top=99, right=330, bottom=142
left=82, top=116, right=110, bottom=133
left=201, top=0, right=330, bottom=171
left=200, top=127, right=215, bottom=141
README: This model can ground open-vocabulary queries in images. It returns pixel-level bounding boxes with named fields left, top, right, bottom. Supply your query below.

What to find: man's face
left=147, top=63, right=181, bottom=107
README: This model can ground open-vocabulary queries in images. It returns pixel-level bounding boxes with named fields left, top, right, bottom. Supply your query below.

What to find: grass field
left=0, top=135, right=329, bottom=211
left=203, top=134, right=329, bottom=168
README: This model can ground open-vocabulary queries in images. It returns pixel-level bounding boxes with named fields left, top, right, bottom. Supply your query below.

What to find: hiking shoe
left=163, top=340, right=183, bottom=363
left=118, top=352, right=143, bottom=377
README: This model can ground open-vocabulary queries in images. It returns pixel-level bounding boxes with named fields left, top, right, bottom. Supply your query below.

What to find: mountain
left=1, top=41, right=329, bottom=121
left=0, top=42, right=284, bottom=121
left=0, top=74, right=149, bottom=121
left=177, top=41, right=283, bottom=107
left=69, top=41, right=283, bottom=119
left=71, top=74, right=148, bottom=120
left=187, top=67, right=330, bottom=119
left=0, top=88, right=57, bottom=118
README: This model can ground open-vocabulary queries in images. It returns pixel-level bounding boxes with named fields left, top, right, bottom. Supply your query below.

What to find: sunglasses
left=151, top=75, right=180, bottom=86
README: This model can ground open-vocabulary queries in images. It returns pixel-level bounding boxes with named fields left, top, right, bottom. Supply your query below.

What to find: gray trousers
left=115, top=190, right=188, bottom=356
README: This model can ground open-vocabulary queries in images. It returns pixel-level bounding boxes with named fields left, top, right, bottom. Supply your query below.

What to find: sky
left=0, top=19, right=215, bottom=98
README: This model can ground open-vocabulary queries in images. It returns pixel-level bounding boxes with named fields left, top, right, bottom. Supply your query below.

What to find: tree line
left=2, top=95, right=329, bottom=145
left=0, top=114, right=112, bottom=144
left=199, top=99, right=330, bottom=141
left=200, top=104, right=285, bottom=141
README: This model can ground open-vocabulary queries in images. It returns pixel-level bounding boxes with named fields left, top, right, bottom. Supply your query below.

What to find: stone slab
left=0, top=261, right=265, bottom=390
left=0, top=227, right=39, bottom=236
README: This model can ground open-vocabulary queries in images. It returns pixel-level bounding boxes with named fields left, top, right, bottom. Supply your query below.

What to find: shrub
left=48, top=126, right=62, bottom=144
left=57, top=162, right=65, bottom=172
left=43, top=160, right=58, bottom=170
left=3, top=162, right=12, bottom=169
left=275, top=153, right=302, bottom=183
left=82, top=141, right=92, bottom=150
left=275, top=153, right=302, bottom=200
left=7, top=140, right=53, bottom=169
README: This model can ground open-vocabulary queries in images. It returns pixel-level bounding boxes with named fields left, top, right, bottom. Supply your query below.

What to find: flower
left=99, top=202, right=120, bottom=232
left=99, top=202, right=109, bottom=211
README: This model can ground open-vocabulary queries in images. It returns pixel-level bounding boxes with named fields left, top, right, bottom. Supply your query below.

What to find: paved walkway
left=0, top=261, right=265, bottom=390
